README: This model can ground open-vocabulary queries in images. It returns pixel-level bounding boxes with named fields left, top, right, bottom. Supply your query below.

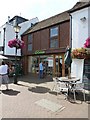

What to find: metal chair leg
left=52, top=84, right=55, bottom=91
left=73, top=90, right=76, bottom=101
left=83, top=89, right=86, bottom=102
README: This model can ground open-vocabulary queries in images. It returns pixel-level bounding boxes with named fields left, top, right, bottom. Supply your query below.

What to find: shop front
left=27, top=52, right=66, bottom=78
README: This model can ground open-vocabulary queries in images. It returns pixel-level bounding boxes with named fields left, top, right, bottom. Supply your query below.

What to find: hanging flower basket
left=8, top=39, right=24, bottom=49
left=72, top=47, right=89, bottom=59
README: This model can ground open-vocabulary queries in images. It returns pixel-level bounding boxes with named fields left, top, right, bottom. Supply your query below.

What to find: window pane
left=50, top=39, right=59, bottom=48
left=50, top=27, right=58, bottom=37
left=28, top=34, right=32, bottom=43
left=28, top=44, right=32, bottom=51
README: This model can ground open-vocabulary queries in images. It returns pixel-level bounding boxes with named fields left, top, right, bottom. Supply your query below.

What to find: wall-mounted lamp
left=80, top=17, right=86, bottom=22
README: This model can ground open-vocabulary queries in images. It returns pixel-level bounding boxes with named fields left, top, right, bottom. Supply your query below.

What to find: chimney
left=8, top=16, right=10, bottom=23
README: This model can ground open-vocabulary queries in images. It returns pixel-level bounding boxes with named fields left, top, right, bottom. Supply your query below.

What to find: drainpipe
left=3, top=27, right=6, bottom=55
left=69, top=14, right=72, bottom=49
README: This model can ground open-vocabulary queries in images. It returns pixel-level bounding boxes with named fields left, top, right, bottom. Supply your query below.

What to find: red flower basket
left=72, top=48, right=87, bottom=59
left=8, top=39, right=24, bottom=49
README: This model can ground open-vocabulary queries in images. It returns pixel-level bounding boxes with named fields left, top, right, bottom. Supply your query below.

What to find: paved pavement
left=0, top=74, right=89, bottom=119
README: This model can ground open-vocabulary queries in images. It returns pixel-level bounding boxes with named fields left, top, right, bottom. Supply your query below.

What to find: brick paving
left=0, top=74, right=89, bottom=119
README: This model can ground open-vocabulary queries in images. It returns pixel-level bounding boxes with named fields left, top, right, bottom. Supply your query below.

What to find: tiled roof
left=24, top=11, right=69, bottom=35
left=69, top=2, right=90, bottom=13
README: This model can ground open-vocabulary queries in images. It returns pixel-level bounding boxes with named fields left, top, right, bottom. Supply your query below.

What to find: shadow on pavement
left=49, top=90, right=90, bottom=104
left=68, top=91, right=90, bottom=103
left=28, top=86, right=50, bottom=94
left=49, top=91, right=58, bottom=96
left=2, top=89, right=20, bottom=96
left=17, top=74, right=53, bottom=84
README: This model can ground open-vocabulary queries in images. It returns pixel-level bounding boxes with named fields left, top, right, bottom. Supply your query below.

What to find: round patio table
left=57, top=77, right=80, bottom=101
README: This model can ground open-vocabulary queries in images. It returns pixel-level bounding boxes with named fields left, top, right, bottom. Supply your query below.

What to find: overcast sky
left=0, top=0, right=79, bottom=26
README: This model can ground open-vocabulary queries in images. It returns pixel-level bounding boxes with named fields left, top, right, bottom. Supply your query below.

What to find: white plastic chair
left=52, top=77, right=68, bottom=96
left=69, top=82, right=86, bottom=102
left=70, top=59, right=86, bottom=102
left=52, top=77, right=60, bottom=95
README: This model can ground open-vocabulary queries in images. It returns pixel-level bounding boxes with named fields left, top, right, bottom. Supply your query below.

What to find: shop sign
left=35, top=50, right=45, bottom=55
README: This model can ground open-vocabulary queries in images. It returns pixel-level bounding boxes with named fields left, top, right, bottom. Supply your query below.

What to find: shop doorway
left=28, top=54, right=66, bottom=77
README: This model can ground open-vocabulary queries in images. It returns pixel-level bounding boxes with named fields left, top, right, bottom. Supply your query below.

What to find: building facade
left=69, top=1, right=90, bottom=49
left=0, top=16, right=39, bottom=57
left=0, top=16, right=39, bottom=76
left=69, top=1, right=90, bottom=88
left=21, top=1, right=90, bottom=80
left=22, top=11, right=70, bottom=76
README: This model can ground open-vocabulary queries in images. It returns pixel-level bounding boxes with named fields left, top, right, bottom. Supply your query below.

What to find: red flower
left=8, top=39, right=24, bottom=49
left=84, top=37, right=90, bottom=48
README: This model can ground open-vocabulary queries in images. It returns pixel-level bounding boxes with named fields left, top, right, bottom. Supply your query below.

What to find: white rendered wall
left=0, top=25, right=5, bottom=46
left=71, top=7, right=90, bottom=82
left=71, top=59, right=84, bottom=83
left=20, top=17, right=39, bottom=35
left=0, top=24, right=7, bottom=54
left=5, top=23, right=21, bottom=56
left=79, top=0, right=90, bottom=2
left=71, top=7, right=89, bottom=50
left=0, top=17, right=39, bottom=56
left=0, top=23, right=21, bottom=55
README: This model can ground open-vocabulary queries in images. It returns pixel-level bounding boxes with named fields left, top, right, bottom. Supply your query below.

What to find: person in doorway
left=39, top=61, right=44, bottom=79
left=0, top=61, right=9, bottom=91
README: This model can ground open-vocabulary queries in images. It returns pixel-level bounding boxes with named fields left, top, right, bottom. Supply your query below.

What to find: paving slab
left=0, top=75, right=89, bottom=119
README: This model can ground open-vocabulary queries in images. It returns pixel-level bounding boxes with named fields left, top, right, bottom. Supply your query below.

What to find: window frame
left=50, top=26, right=59, bottom=49
left=27, top=34, right=33, bottom=51
left=50, top=26, right=58, bottom=38
left=50, top=38, right=59, bottom=48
